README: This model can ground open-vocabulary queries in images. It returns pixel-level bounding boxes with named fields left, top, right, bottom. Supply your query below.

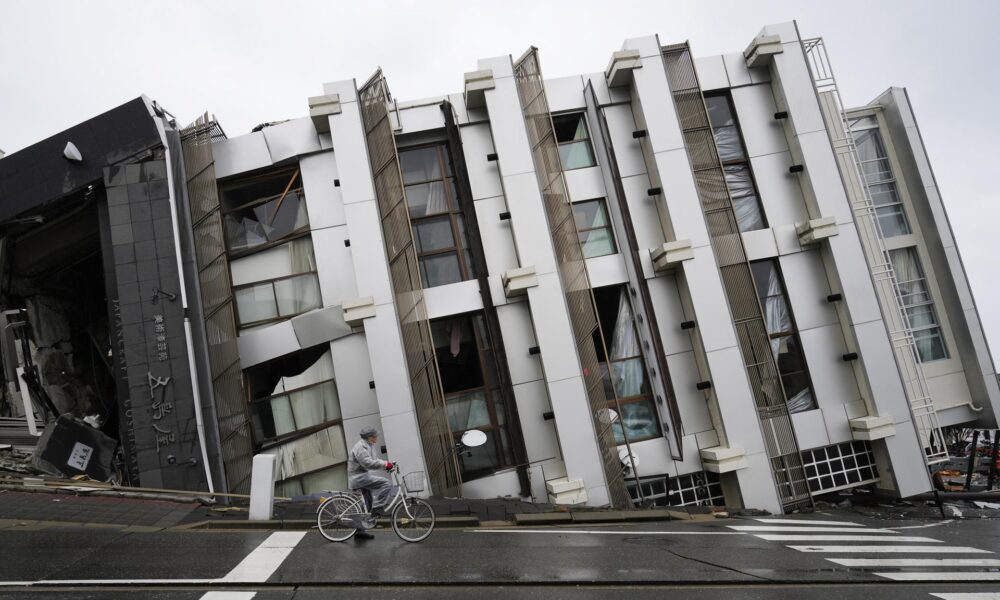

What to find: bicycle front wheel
left=391, top=497, right=435, bottom=543
left=317, top=493, right=363, bottom=542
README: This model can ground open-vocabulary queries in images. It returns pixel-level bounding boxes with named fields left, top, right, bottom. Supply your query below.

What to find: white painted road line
left=201, top=594, right=257, bottom=600
left=472, top=529, right=745, bottom=535
left=877, top=572, right=1000, bottom=581
left=728, top=526, right=898, bottom=533
left=752, top=518, right=864, bottom=527
left=931, top=593, right=1000, bottom=599
left=216, top=531, right=307, bottom=583
left=830, top=558, right=1000, bottom=567
left=0, top=579, right=213, bottom=587
left=790, top=545, right=992, bottom=554
left=756, top=534, right=942, bottom=543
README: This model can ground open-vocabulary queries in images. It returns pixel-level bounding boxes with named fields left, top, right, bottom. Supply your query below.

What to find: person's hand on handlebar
left=384, top=461, right=395, bottom=471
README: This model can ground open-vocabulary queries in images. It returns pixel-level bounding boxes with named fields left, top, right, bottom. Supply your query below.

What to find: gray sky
left=2, top=0, right=998, bottom=361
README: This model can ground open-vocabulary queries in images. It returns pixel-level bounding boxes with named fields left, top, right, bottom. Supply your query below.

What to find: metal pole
left=965, top=430, right=980, bottom=491
left=988, top=431, right=1000, bottom=491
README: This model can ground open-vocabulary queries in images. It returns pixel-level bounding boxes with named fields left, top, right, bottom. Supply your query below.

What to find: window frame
left=400, top=144, right=476, bottom=288
left=888, top=246, right=949, bottom=363
left=849, top=120, right=912, bottom=238
left=750, top=259, right=818, bottom=413
left=572, top=198, right=618, bottom=258
left=552, top=112, right=597, bottom=171
left=703, top=92, right=769, bottom=232
left=219, top=168, right=311, bottom=260
left=232, top=266, right=321, bottom=329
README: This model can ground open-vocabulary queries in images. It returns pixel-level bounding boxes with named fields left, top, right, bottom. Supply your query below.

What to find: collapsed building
left=1, top=21, right=998, bottom=513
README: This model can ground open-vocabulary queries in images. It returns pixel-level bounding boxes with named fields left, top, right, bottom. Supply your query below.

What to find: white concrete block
left=605, top=49, right=642, bottom=87
left=651, top=239, right=695, bottom=271
left=213, top=132, right=271, bottom=180
left=464, top=69, right=495, bottom=109
left=342, top=296, right=376, bottom=327
left=308, top=93, right=341, bottom=134
left=700, top=445, right=748, bottom=473
left=796, top=216, right=839, bottom=245
left=249, top=454, right=277, bottom=519
left=262, top=117, right=321, bottom=164
left=850, top=415, right=896, bottom=441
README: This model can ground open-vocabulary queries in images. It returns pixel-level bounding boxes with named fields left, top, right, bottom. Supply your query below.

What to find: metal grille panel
left=662, top=44, right=810, bottom=509
left=180, top=123, right=254, bottom=494
left=358, top=71, right=460, bottom=497
left=514, top=48, right=631, bottom=508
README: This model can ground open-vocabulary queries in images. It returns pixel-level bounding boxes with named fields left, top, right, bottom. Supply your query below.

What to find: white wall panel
left=300, top=152, right=345, bottom=229
left=484, top=76, right=535, bottom=177
left=473, top=194, right=518, bottom=281
left=311, top=225, right=358, bottom=308
left=752, top=151, right=809, bottom=228
left=526, top=272, right=580, bottom=384
left=505, top=172, right=557, bottom=275
left=237, top=320, right=300, bottom=368
left=342, top=200, right=392, bottom=306
left=791, top=409, right=830, bottom=450
left=741, top=228, right=778, bottom=261
left=778, top=250, right=838, bottom=332
left=564, top=166, right=607, bottom=201
left=398, top=104, right=446, bottom=134
left=620, top=174, right=665, bottom=254
left=461, top=469, right=521, bottom=500
left=603, top=104, right=646, bottom=178
left=213, top=132, right=271, bottom=180
left=706, top=346, right=765, bottom=457
left=330, top=334, right=379, bottom=420
left=666, top=351, right=713, bottom=434
left=585, top=253, right=628, bottom=289
left=796, top=130, right=853, bottom=225
left=262, top=117, right=322, bottom=164
left=545, top=376, right=610, bottom=506
left=461, top=123, right=503, bottom=200
left=735, top=450, right=782, bottom=514
left=423, top=279, right=483, bottom=320
left=328, top=100, right=375, bottom=205
left=731, top=85, right=787, bottom=158
left=496, top=302, right=543, bottom=385
left=723, top=53, right=753, bottom=88
left=826, top=222, right=883, bottom=326
left=512, top=379, right=558, bottom=463
left=652, top=148, right=710, bottom=248
left=681, top=246, right=737, bottom=353
left=648, top=274, right=692, bottom=355
left=379, top=410, right=427, bottom=481
left=627, top=437, right=674, bottom=477
left=544, top=75, right=585, bottom=112
left=798, top=324, right=859, bottom=442
left=626, top=51, right=684, bottom=153
left=363, top=304, right=415, bottom=418
left=694, top=55, right=729, bottom=91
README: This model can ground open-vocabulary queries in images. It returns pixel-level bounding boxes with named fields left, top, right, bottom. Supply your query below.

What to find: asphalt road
left=0, top=511, right=997, bottom=598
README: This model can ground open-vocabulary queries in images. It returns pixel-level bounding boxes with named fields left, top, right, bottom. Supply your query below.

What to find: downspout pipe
left=150, top=111, right=215, bottom=495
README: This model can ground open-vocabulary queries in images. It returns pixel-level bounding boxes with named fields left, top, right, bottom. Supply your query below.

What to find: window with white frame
left=889, top=247, right=948, bottom=362
left=850, top=117, right=911, bottom=238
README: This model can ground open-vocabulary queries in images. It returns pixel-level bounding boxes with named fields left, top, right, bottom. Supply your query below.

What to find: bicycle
left=316, top=463, right=435, bottom=543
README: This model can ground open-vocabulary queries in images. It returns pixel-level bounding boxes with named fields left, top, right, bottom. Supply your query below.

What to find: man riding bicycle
left=347, top=426, right=395, bottom=539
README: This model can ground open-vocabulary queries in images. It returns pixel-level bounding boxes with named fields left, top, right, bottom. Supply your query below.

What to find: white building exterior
left=205, top=22, right=1000, bottom=513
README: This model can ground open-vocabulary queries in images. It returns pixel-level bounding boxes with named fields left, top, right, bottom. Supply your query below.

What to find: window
left=232, top=237, right=321, bottom=328
left=400, top=145, right=476, bottom=288
left=593, top=286, right=660, bottom=443
left=431, top=314, right=514, bottom=480
left=626, top=471, right=725, bottom=508
left=552, top=113, right=596, bottom=170
left=704, top=94, right=767, bottom=232
left=801, top=441, right=878, bottom=494
left=246, top=345, right=342, bottom=444
left=750, top=260, right=816, bottom=413
left=889, top=247, right=948, bottom=362
left=851, top=118, right=911, bottom=237
left=221, top=170, right=309, bottom=254
left=572, top=199, right=617, bottom=258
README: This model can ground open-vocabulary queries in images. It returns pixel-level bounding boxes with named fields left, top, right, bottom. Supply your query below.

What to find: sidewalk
left=0, top=485, right=707, bottom=531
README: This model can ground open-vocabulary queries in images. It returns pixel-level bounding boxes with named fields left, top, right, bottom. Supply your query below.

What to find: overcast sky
left=1, top=0, right=998, bottom=361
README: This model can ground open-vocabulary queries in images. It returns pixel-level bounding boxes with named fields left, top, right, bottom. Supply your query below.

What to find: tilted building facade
left=1, top=21, right=996, bottom=514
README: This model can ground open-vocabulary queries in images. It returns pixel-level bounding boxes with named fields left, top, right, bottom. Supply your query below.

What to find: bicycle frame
left=354, top=466, right=420, bottom=520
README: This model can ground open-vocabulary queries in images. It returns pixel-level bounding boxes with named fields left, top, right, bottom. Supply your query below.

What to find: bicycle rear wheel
left=391, top=497, right=435, bottom=543
left=317, top=493, right=363, bottom=542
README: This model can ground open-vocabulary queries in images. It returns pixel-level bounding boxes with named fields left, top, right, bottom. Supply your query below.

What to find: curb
left=176, top=515, right=481, bottom=531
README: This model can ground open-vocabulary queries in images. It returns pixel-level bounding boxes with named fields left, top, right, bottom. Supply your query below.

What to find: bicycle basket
left=402, top=471, right=426, bottom=493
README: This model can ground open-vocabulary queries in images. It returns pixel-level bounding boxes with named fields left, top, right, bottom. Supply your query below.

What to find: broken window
left=552, top=113, right=596, bottom=170
left=593, top=286, right=660, bottom=444
left=572, top=199, right=617, bottom=258
left=245, top=345, right=341, bottom=445
left=750, top=260, right=816, bottom=413
left=431, top=313, right=514, bottom=480
left=221, top=169, right=309, bottom=254
left=400, top=145, right=476, bottom=288
left=704, top=94, right=767, bottom=232
left=231, top=237, right=320, bottom=328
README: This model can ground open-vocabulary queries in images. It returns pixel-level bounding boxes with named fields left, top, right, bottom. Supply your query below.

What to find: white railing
left=802, top=37, right=948, bottom=465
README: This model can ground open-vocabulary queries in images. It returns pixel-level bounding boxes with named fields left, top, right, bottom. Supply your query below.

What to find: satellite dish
left=460, top=429, right=488, bottom=448
left=63, top=141, right=83, bottom=162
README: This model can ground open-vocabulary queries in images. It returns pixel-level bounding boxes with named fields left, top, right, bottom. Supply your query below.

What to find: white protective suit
left=347, top=438, right=395, bottom=512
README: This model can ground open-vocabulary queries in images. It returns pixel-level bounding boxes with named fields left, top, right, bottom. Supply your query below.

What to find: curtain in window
left=445, top=390, right=491, bottom=432
left=289, top=237, right=316, bottom=273
left=763, top=265, right=813, bottom=413
left=274, top=350, right=335, bottom=395
left=610, top=290, right=644, bottom=398
left=724, top=165, right=765, bottom=232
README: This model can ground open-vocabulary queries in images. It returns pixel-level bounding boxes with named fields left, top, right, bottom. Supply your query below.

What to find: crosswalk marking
left=931, top=593, right=1000, bottom=599
left=756, top=534, right=941, bottom=543
left=789, top=545, right=991, bottom=554
left=830, top=558, right=1000, bottom=567
left=876, top=572, right=1000, bottom=581
left=752, top=518, right=864, bottom=527
left=728, top=525, right=897, bottom=533
left=216, top=531, right=307, bottom=583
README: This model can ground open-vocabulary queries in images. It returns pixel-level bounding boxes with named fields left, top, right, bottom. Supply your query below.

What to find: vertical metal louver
left=513, top=48, right=632, bottom=508
left=661, top=43, right=810, bottom=509
left=358, top=71, right=461, bottom=497
left=180, top=123, right=253, bottom=494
